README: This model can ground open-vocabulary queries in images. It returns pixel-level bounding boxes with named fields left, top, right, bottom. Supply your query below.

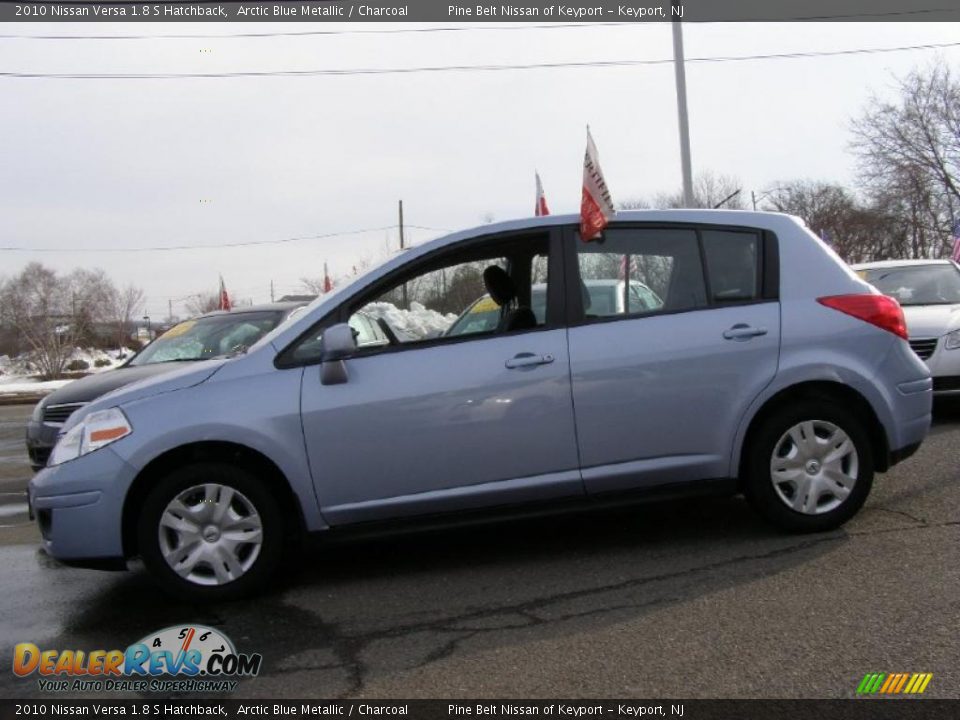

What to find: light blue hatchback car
left=30, top=211, right=933, bottom=599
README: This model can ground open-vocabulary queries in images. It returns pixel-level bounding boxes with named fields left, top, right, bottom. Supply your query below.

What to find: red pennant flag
left=535, top=172, right=550, bottom=217
left=580, top=127, right=616, bottom=242
left=323, top=262, right=334, bottom=293
left=218, top=275, right=231, bottom=311
left=952, top=220, right=960, bottom=263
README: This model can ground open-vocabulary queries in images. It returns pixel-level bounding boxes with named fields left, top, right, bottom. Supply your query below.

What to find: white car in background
left=854, top=259, right=960, bottom=395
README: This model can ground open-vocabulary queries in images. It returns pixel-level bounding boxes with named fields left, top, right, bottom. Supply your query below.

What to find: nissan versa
left=29, top=211, right=933, bottom=600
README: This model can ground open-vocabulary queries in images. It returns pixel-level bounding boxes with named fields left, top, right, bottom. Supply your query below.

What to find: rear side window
left=576, top=228, right=705, bottom=318
left=701, top=230, right=761, bottom=303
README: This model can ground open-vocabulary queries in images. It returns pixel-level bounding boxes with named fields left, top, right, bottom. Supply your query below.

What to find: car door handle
left=722, top=324, right=768, bottom=341
left=505, top=353, right=555, bottom=369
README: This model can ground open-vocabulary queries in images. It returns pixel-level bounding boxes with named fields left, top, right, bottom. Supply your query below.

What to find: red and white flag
left=323, top=262, right=334, bottom=293
left=580, top=126, right=616, bottom=242
left=535, top=171, right=550, bottom=217
left=218, top=275, right=231, bottom=311
left=951, top=220, right=960, bottom=263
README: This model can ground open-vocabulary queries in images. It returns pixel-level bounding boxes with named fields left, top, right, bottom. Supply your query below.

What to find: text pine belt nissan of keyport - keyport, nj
left=29, top=210, right=932, bottom=601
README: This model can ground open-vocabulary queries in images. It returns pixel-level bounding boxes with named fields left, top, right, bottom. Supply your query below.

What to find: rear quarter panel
left=729, top=217, right=930, bottom=471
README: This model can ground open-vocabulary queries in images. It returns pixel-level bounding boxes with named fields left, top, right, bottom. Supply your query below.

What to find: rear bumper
left=889, top=441, right=922, bottom=467
left=884, top=376, right=932, bottom=469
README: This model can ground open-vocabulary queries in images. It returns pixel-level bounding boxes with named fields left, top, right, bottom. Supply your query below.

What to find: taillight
left=817, top=294, right=908, bottom=340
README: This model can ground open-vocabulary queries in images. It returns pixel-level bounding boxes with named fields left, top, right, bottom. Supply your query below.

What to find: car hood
left=902, top=304, right=960, bottom=338
left=38, top=363, right=191, bottom=407
left=65, top=359, right=228, bottom=429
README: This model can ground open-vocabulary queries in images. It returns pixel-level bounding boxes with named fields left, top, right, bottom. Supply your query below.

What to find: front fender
left=109, top=365, right=327, bottom=532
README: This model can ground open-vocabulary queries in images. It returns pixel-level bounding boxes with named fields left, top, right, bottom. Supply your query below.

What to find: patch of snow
left=0, top=346, right=133, bottom=397
left=0, top=378, right=73, bottom=393
left=361, top=302, right=457, bottom=340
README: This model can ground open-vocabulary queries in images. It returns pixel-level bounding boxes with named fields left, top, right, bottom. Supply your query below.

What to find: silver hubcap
left=770, top=420, right=858, bottom=515
left=158, top=483, right=263, bottom=586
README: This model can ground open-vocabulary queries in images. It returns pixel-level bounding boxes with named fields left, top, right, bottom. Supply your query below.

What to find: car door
left=566, top=224, right=781, bottom=494
left=296, top=231, right=583, bottom=525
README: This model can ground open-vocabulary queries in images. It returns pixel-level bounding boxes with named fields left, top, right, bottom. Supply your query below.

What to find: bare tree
left=620, top=171, right=746, bottom=210
left=110, top=284, right=145, bottom=354
left=300, top=257, right=374, bottom=297
left=0, top=263, right=115, bottom=379
left=762, top=180, right=906, bottom=263
left=299, top=277, right=327, bottom=296
left=67, top=268, right=115, bottom=343
left=851, top=59, right=960, bottom=254
left=184, top=293, right=220, bottom=316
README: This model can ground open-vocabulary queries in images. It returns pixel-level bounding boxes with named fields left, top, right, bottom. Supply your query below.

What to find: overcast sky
left=1, top=20, right=959, bottom=318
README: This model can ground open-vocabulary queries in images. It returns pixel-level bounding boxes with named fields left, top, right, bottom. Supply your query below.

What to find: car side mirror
left=319, top=323, right=356, bottom=385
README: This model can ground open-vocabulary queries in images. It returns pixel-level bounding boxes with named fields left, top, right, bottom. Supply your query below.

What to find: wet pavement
left=0, top=402, right=957, bottom=699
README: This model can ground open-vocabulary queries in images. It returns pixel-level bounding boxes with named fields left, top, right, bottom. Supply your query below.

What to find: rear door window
left=701, top=230, right=761, bottom=303
left=575, top=228, right=705, bottom=320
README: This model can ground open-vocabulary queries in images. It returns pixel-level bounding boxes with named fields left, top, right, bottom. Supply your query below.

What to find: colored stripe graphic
left=858, top=672, right=932, bottom=694
left=913, top=673, right=933, bottom=695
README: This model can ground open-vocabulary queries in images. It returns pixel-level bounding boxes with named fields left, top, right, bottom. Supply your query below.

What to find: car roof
left=420, top=209, right=799, bottom=249
left=852, top=259, right=955, bottom=269
left=198, top=301, right=308, bottom=319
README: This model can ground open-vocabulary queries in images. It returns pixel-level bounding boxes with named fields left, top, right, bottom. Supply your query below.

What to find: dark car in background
left=25, top=302, right=307, bottom=470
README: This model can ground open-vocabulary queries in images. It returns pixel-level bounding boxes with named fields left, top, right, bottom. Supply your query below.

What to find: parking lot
left=0, top=401, right=957, bottom=699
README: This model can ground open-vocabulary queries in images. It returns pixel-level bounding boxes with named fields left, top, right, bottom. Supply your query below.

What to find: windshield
left=859, top=264, right=960, bottom=306
left=129, top=311, right=285, bottom=366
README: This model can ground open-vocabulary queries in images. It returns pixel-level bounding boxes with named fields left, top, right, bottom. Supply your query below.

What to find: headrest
left=483, top=266, right=516, bottom=306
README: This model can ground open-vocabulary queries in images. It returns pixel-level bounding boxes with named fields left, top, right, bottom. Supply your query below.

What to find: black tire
left=743, top=400, right=874, bottom=533
left=138, top=462, right=284, bottom=602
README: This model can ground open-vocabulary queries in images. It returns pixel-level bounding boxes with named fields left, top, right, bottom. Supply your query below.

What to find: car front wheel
left=138, top=462, right=283, bottom=601
left=744, top=401, right=874, bottom=533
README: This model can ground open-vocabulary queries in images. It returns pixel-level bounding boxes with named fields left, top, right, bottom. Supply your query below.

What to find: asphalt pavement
left=0, top=402, right=957, bottom=699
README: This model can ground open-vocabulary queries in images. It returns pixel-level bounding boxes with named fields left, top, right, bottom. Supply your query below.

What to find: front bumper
left=28, top=447, right=138, bottom=568
left=25, top=420, right=60, bottom=471
left=915, top=337, right=960, bottom=395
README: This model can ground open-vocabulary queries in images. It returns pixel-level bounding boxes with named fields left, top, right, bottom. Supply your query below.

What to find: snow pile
left=0, top=377, right=73, bottom=394
left=361, top=302, right=457, bottom=340
left=0, top=348, right=134, bottom=397
left=0, top=347, right=130, bottom=377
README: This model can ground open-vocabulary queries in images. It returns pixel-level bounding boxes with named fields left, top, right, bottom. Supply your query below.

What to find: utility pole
left=270, top=280, right=275, bottom=302
left=399, top=200, right=407, bottom=309
left=168, top=299, right=173, bottom=321
left=671, top=9, right=694, bottom=208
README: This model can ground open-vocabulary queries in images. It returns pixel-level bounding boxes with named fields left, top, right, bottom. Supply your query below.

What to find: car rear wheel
left=744, top=400, right=874, bottom=532
left=138, top=462, right=283, bottom=601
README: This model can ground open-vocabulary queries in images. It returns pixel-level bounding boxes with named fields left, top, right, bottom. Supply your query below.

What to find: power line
left=2, top=41, right=958, bottom=80
left=0, top=8, right=953, bottom=40
left=0, top=225, right=403, bottom=252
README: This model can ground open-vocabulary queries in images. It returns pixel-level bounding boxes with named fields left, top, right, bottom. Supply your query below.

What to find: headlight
left=945, top=329, right=960, bottom=350
left=48, top=408, right=132, bottom=467
left=31, top=400, right=45, bottom=422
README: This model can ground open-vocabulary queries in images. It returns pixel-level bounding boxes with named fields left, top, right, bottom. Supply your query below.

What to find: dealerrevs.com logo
left=13, top=625, right=261, bottom=693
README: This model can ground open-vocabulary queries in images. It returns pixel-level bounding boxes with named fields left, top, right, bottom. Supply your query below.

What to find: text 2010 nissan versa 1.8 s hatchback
left=30, top=211, right=933, bottom=600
